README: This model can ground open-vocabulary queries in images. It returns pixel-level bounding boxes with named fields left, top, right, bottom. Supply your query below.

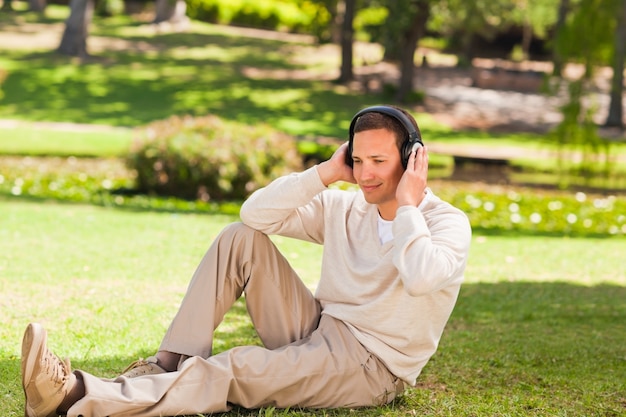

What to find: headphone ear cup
left=401, top=140, right=412, bottom=169
left=345, top=141, right=353, bottom=167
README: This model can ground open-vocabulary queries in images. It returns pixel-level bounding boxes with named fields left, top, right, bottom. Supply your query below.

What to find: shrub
left=185, top=0, right=331, bottom=40
left=127, top=114, right=303, bottom=201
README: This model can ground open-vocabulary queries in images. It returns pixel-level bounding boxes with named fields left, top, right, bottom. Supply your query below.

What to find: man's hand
left=316, top=142, right=357, bottom=187
left=396, top=146, right=428, bottom=207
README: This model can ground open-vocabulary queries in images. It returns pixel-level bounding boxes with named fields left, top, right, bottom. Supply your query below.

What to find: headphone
left=345, top=105, right=423, bottom=169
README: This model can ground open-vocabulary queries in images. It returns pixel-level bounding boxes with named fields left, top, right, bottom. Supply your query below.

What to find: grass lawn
left=1, top=197, right=624, bottom=416
left=0, top=6, right=624, bottom=416
left=0, top=122, right=133, bottom=157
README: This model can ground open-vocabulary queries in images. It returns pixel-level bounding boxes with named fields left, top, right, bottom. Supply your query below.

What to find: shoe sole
left=21, top=323, right=46, bottom=417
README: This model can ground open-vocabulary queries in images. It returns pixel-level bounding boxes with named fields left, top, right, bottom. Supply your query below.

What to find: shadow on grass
left=0, top=13, right=376, bottom=136
left=420, top=281, right=626, bottom=415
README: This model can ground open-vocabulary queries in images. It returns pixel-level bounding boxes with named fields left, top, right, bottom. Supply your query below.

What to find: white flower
left=548, top=201, right=562, bottom=211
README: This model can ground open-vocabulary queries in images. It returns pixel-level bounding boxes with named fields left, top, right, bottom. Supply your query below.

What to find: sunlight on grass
left=249, top=89, right=309, bottom=108
left=0, top=125, right=132, bottom=156
left=466, top=236, right=626, bottom=285
left=168, top=46, right=232, bottom=60
left=1, top=198, right=624, bottom=416
left=2, top=198, right=624, bottom=416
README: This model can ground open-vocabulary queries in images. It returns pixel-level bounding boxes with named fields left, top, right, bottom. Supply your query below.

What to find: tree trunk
left=57, top=0, right=94, bottom=57
left=1, top=0, right=13, bottom=11
left=396, top=0, right=430, bottom=103
left=605, top=0, right=626, bottom=128
left=154, top=0, right=189, bottom=29
left=552, top=0, right=570, bottom=76
left=337, top=0, right=355, bottom=83
left=521, top=22, right=532, bottom=60
left=28, top=0, right=46, bottom=13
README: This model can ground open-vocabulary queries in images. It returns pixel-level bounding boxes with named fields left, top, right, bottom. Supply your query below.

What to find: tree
left=605, top=0, right=626, bottom=128
left=552, top=0, right=571, bottom=75
left=395, top=0, right=430, bottom=102
left=429, top=0, right=510, bottom=64
left=381, top=0, right=431, bottom=102
left=57, top=0, right=94, bottom=57
left=337, top=0, right=356, bottom=83
left=550, top=0, right=620, bottom=181
left=154, top=0, right=189, bottom=30
left=28, top=0, right=46, bottom=13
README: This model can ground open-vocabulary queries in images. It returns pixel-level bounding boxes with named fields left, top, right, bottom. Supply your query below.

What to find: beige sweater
left=239, top=166, right=471, bottom=385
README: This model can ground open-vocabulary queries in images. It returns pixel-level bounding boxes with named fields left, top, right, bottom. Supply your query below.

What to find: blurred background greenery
left=1, top=0, right=625, bottom=236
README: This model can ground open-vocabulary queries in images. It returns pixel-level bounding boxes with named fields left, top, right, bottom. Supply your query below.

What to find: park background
left=0, top=0, right=625, bottom=416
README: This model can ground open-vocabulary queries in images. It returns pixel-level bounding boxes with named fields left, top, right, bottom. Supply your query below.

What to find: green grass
left=1, top=197, right=624, bottom=416
left=0, top=7, right=365, bottom=137
left=0, top=8, right=625, bottom=416
left=0, top=124, right=133, bottom=157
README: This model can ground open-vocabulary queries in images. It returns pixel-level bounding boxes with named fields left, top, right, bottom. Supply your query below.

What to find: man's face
left=351, top=128, right=404, bottom=217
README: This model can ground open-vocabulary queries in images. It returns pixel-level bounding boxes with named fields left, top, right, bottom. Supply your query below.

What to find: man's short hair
left=352, top=106, right=420, bottom=152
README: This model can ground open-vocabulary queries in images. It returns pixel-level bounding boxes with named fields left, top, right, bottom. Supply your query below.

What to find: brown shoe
left=21, top=323, right=76, bottom=417
left=120, top=356, right=167, bottom=378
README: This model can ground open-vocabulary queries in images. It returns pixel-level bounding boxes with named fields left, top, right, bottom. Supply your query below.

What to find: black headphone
left=345, top=105, right=423, bottom=169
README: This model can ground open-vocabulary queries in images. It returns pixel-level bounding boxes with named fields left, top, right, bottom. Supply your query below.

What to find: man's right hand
left=316, top=142, right=356, bottom=187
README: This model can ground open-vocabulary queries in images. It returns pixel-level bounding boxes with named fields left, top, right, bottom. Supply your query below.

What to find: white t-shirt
left=378, top=191, right=431, bottom=244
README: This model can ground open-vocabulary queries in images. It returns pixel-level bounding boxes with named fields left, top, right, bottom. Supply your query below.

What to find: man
left=21, top=105, right=472, bottom=417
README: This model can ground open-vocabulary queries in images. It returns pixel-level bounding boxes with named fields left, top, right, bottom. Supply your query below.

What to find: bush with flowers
left=1, top=155, right=624, bottom=238
left=436, top=185, right=626, bottom=237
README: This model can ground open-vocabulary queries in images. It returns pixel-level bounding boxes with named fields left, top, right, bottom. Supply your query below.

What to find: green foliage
left=438, top=184, right=626, bottom=237
left=353, top=5, right=389, bottom=43
left=95, top=0, right=125, bottom=17
left=508, top=0, right=559, bottom=38
left=555, top=0, right=617, bottom=71
left=127, top=114, right=304, bottom=201
left=1, top=154, right=624, bottom=237
left=549, top=80, right=613, bottom=187
left=185, top=0, right=331, bottom=37
left=547, top=0, right=622, bottom=187
left=431, top=0, right=560, bottom=58
left=0, top=156, right=133, bottom=203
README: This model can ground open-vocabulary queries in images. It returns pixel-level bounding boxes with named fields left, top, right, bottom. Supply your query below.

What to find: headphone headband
left=348, top=105, right=420, bottom=143
left=345, top=105, right=423, bottom=168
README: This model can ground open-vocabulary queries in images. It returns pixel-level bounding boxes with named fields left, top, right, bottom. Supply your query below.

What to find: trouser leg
left=160, top=222, right=321, bottom=358
left=68, top=316, right=405, bottom=417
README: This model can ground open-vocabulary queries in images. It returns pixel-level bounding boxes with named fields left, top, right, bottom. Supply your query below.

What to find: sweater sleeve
left=392, top=197, right=472, bottom=296
left=239, top=166, right=328, bottom=244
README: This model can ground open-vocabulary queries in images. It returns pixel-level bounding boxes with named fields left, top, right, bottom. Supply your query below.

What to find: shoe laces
left=122, top=358, right=151, bottom=374
left=42, top=349, right=71, bottom=387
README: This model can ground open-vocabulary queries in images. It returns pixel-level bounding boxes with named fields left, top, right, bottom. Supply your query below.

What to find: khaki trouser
left=69, top=223, right=404, bottom=417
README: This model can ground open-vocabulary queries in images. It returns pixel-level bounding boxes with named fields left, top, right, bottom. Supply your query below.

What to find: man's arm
left=316, top=142, right=356, bottom=187
left=392, top=202, right=472, bottom=296
left=239, top=143, right=355, bottom=242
